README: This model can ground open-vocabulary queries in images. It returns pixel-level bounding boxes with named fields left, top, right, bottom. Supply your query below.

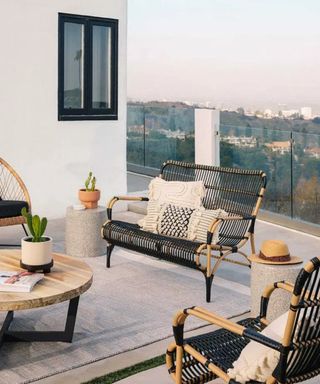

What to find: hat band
left=259, top=251, right=291, bottom=262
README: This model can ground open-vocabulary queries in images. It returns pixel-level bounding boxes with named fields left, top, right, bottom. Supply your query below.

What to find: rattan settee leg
left=250, top=233, right=256, bottom=255
left=106, top=244, right=114, bottom=268
left=205, top=275, right=214, bottom=303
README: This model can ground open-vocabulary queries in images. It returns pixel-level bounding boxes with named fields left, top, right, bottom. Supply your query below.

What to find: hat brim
left=248, top=254, right=303, bottom=265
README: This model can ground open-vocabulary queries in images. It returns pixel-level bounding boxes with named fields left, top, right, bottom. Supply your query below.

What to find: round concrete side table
left=251, top=260, right=303, bottom=322
left=65, top=206, right=107, bottom=258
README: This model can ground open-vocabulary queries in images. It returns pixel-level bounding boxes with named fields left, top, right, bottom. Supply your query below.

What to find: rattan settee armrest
left=207, top=215, right=255, bottom=245
left=173, top=306, right=282, bottom=351
left=208, top=214, right=254, bottom=232
left=107, top=195, right=149, bottom=220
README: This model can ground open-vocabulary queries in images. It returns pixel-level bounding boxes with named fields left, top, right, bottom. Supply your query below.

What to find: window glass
left=63, top=22, right=84, bottom=109
left=92, top=25, right=112, bottom=109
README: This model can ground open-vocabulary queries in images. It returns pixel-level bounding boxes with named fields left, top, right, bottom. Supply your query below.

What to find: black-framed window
left=58, top=13, right=118, bottom=121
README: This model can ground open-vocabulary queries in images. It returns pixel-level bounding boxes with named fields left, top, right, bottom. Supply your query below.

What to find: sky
left=127, top=0, right=320, bottom=112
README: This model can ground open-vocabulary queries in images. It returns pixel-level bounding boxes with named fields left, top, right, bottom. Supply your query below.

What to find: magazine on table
left=0, top=271, right=44, bottom=292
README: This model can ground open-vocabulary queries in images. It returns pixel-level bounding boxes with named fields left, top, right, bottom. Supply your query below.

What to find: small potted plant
left=21, top=207, right=53, bottom=273
left=78, top=171, right=100, bottom=209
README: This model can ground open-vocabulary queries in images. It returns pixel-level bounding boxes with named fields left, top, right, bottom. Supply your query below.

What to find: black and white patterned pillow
left=158, top=204, right=195, bottom=238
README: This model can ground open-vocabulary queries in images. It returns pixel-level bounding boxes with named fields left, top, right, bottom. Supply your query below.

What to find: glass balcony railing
left=127, top=104, right=195, bottom=175
left=127, top=106, right=320, bottom=227
left=220, top=125, right=320, bottom=225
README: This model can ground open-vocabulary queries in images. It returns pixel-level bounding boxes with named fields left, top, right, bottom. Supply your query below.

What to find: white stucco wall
left=0, top=0, right=127, bottom=218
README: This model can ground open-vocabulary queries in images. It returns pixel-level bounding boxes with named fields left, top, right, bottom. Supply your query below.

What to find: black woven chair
left=102, top=160, right=267, bottom=302
left=166, top=257, right=320, bottom=384
left=0, top=157, right=30, bottom=246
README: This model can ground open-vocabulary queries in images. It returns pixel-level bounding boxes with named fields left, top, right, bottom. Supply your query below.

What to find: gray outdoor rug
left=0, top=249, right=250, bottom=383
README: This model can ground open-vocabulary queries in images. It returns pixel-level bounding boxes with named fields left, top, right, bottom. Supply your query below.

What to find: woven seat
left=0, top=157, right=30, bottom=244
left=102, top=160, right=267, bottom=302
left=103, top=220, right=201, bottom=268
left=166, top=258, right=320, bottom=384
left=168, top=317, right=264, bottom=384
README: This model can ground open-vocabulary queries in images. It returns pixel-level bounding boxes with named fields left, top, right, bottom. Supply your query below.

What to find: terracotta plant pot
left=21, top=236, right=53, bottom=272
left=78, top=189, right=101, bottom=209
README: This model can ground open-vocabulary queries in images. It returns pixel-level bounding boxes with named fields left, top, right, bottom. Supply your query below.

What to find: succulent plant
left=84, top=171, right=97, bottom=192
left=85, top=171, right=92, bottom=191
left=21, top=207, right=48, bottom=242
left=91, top=176, right=96, bottom=191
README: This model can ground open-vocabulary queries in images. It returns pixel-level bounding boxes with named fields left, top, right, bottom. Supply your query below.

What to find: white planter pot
left=21, top=236, right=53, bottom=267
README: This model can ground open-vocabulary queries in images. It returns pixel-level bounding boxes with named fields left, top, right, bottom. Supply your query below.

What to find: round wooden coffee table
left=0, top=249, right=93, bottom=347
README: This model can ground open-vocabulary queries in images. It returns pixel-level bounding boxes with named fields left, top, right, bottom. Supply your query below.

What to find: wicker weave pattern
left=0, top=158, right=31, bottom=228
left=283, top=259, right=320, bottom=383
left=102, top=160, right=267, bottom=302
left=166, top=258, right=320, bottom=384
left=103, top=221, right=200, bottom=268
left=161, top=161, right=266, bottom=243
left=167, top=318, right=263, bottom=384
left=0, top=163, right=25, bottom=201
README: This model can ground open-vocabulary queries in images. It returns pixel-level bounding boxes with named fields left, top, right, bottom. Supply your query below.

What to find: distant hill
left=221, top=111, right=320, bottom=135
left=128, top=101, right=320, bottom=135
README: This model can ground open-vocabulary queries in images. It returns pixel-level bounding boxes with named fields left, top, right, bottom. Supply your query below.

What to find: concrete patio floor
left=2, top=209, right=319, bottom=286
left=1, top=210, right=320, bottom=384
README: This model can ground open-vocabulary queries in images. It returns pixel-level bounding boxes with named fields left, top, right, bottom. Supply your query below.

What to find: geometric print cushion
left=158, top=204, right=195, bottom=238
left=140, top=177, right=205, bottom=233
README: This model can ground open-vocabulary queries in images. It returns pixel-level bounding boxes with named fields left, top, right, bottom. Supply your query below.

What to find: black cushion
left=0, top=200, right=28, bottom=219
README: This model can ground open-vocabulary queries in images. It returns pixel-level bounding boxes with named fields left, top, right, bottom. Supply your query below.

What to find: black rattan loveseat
left=102, top=160, right=267, bottom=302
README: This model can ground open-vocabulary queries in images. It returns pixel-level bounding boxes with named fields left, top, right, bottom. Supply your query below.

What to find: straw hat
left=249, top=240, right=302, bottom=265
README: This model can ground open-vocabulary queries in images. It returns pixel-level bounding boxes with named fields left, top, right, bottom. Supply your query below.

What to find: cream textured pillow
left=140, top=177, right=205, bottom=233
left=228, top=311, right=288, bottom=383
left=188, top=207, right=228, bottom=244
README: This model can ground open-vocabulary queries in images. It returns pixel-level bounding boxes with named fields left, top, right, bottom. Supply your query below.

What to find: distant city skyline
left=128, top=0, right=320, bottom=113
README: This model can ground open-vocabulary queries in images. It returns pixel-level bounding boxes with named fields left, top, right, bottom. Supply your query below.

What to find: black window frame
left=58, top=13, right=118, bottom=121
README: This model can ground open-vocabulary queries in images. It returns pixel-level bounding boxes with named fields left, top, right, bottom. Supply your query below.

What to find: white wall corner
left=195, top=109, right=220, bottom=166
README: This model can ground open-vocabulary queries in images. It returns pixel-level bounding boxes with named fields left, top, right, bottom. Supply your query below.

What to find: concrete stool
left=65, top=206, right=107, bottom=257
left=251, top=261, right=303, bottom=322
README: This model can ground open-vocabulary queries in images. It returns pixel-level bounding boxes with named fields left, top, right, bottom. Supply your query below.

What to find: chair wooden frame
left=102, top=160, right=267, bottom=302
left=0, top=157, right=31, bottom=242
left=166, top=257, right=320, bottom=384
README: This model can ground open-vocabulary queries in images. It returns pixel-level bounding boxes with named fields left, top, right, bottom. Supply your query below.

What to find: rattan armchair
left=0, top=157, right=30, bottom=244
left=166, top=257, right=320, bottom=383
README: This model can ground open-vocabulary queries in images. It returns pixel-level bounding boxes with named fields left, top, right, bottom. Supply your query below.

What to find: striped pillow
left=188, top=207, right=228, bottom=244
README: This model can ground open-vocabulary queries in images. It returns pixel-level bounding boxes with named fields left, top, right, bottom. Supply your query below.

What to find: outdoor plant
left=85, top=171, right=97, bottom=192
left=21, top=207, right=48, bottom=242
left=79, top=171, right=100, bottom=208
